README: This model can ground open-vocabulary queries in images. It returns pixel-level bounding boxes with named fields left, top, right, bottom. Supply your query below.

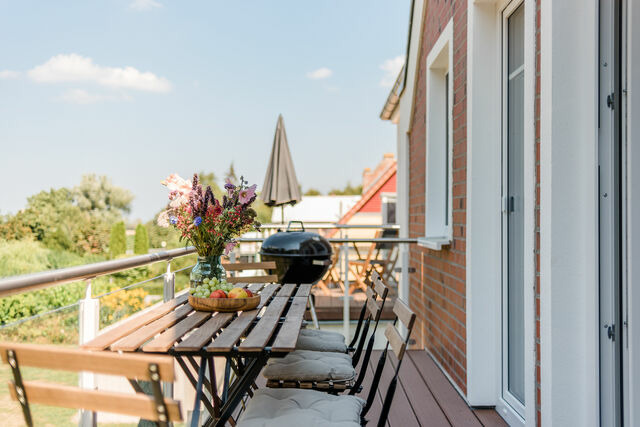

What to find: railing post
left=163, top=260, right=175, bottom=303
left=162, top=261, right=175, bottom=403
left=399, top=244, right=410, bottom=337
left=79, top=279, right=98, bottom=427
left=342, top=231, right=350, bottom=339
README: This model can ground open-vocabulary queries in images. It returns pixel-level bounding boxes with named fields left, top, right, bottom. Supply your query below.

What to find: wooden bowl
left=188, top=295, right=260, bottom=312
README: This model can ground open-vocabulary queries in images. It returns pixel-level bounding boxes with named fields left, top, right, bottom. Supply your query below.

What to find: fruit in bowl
left=209, top=289, right=227, bottom=298
left=228, top=287, right=248, bottom=299
left=190, top=277, right=234, bottom=298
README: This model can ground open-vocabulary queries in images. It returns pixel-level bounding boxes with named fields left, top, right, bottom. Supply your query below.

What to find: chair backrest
left=0, top=343, right=182, bottom=426
left=361, top=299, right=416, bottom=427
left=349, top=270, right=390, bottom=387
left=222, top=261, right=278, bottom=284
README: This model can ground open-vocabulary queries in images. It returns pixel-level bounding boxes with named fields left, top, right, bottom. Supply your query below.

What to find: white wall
left=540, top=1, right=600, bottom=425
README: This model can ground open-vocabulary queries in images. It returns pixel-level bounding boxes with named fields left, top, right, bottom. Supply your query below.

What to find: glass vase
left=190, top=255, right=226, bottom=288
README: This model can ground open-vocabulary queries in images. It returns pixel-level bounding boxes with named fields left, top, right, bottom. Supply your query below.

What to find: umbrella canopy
left=261, top=115, right=302, bottom=207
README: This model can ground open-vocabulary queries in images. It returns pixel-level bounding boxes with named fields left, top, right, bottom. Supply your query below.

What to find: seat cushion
left=236, top=388, right=365, bottom=427
left=262, top=350, right=355, bottom=382
left=296, top=328, right=348, bottom=353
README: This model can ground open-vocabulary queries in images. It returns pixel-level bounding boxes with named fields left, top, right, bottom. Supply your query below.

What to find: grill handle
left=286, top=221, right=306, bottom=232
left=312, top=259, right=332, bottom=266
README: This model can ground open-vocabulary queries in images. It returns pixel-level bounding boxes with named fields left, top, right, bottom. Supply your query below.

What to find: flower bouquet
left=158, top=173, right=261, bottom=293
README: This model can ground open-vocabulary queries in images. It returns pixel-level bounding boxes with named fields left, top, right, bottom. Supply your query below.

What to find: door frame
left=500, top=0, right=526, bottom=418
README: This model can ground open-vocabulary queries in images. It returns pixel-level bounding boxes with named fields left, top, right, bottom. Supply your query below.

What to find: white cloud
left=129, top=0, right=162, bottom=11
left=58, top=89, right=132, bottom=104
left=306, top=67, right=333, bottom=80
left=0, top=70, right=20, bottom=79
left=379, top=55, right=404, bottom=87
left=28, top=54, right=171, bottom=93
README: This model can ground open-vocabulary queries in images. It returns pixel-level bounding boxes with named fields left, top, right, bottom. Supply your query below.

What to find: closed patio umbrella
left=261, top=115, right=302, bottom=222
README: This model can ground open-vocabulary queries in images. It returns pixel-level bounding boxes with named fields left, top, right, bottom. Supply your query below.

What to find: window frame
left=419, top=19, right=454, bottom=251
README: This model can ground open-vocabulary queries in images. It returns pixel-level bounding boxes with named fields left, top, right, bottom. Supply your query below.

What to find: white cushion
left=262, top=350, right=355, bottom=382
left=296, top=328, right=348, bottom=353
left=236, top=388, right=365, bottom=427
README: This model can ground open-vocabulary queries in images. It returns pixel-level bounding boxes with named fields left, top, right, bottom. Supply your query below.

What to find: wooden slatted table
left=82, top=282, right=310, bottom=427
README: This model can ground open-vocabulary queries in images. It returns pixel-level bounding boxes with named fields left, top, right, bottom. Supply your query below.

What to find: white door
left=599, top=0, right=627, bottom=425
left=502, top=0, right=525, bottom=418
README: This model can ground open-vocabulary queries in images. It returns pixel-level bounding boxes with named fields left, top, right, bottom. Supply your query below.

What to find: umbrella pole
left=281, top=205, right=285, bottom=224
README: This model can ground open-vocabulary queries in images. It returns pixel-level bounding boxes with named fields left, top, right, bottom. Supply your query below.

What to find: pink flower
left=162, top=173, right=192, bottom=195
left=157, top=210, right=170, bottom=228
left=224, top=241, right=237, bottom=256
left=238, top=184, right=257, bottom=204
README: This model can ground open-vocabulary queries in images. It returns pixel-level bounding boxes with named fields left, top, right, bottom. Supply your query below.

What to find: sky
left=0, top=0, right=409, bottom=221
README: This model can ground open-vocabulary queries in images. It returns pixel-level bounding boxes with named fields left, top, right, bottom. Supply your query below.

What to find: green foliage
left=225, top=162, right=239, bottom=185
left=329, top=182, right=363, bottom=196
left=147, top=210, right=182, bottom=249
left=134, top=224, right=149, bottom=254
left=253, top=197, right=273, bottom=224
left=0, top=174, right=131, bottom=255
left=72, top=174, right=133, bottom=223
left=197, top=170, right=223, bottom=199
left=109, top=221, right=126, bottom=257
left=304, top=188, right=322, bottom=196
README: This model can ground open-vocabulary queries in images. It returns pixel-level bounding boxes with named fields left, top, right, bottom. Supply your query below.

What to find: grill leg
left=307, top=295, right=319, bottom=329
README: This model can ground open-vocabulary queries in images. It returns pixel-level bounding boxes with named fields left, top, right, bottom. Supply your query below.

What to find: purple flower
left=194, top=216, right=202, bottom=226
left=169, top=216, right=178, bottom=225
left=224, top=241, right=237, bottom=256
left=224, top=179, right=236, bottom=194
left=238, top=184, right=257, bottom=204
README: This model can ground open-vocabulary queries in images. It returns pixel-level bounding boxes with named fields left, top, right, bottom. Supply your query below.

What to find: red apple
left=245, top=289, right=253, bottom=297
left=209, top=290, right=227, bottom=298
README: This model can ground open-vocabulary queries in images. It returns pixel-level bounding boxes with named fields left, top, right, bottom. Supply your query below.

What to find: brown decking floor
left=247, top=349, right=506, bottom=427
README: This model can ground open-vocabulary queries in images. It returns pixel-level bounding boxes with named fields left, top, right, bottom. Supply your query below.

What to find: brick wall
left=407, top=0, right=468, bottom=393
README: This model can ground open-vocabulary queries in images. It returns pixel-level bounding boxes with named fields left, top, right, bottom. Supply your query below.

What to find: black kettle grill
left=260, top=221, right=333, bottom=284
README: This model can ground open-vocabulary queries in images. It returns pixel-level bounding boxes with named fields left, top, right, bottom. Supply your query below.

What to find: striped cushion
left=295, top=328, right=348, bottom=353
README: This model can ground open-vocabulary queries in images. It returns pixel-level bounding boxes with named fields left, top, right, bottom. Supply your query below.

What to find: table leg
left=190, top=358, right=207, bottom=427
left=175, top=356, right=217, bottom=418
left=214, top=356, right=266, bottom=427
left=222, top=358, right=231, bottom=403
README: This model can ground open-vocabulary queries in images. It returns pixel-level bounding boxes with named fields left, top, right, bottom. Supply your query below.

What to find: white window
left=419, top=20, right=454, bottom=251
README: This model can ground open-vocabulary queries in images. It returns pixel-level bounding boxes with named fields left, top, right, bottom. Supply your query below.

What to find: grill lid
left=260, top=221, right=332, bottom=257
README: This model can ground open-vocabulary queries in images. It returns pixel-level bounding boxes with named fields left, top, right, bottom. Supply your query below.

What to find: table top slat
left=275, top=283, right=296, bottom=298
left=142, top=311, right=211, bottom=353
left=206, top=310, right=259, bottom=353
left=81, top=293, right=189, bottom=351
left=294, top=284, right=312, bottom=299
left=174, top=312, right=235, bottom=352
left=271, top=297, right=308, bottom=352
left=257, top=283, right=280, bottom=308
left=238, top=297, right=288, bottom=352
left=110, top=303, right=193, bottom=352
left=247, top=283, right=265, bottom=294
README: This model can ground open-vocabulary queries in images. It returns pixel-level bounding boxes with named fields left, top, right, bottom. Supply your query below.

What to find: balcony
left=0, top=223, right=504, bottom=426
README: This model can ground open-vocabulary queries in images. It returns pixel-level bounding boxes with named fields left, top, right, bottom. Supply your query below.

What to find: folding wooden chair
left=0, top=342, right=182, bottom=427
left=222, top=261, right=277, bottom=284
left=347, top=230, right=383, bottom=293
left=236, top=299, right=417, bottom=427
left=262, top=270, right=390, bottom=393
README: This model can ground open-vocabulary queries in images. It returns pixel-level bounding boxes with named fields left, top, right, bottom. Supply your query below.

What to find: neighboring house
left=382, top=1, right=640, bottom=426
left=325, top=154, right=397, bottom=242
left=270, top=195, right=360, bottom=224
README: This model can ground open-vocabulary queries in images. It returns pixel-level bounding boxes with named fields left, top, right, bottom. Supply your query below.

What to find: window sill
left=417, top=237, right=451, bottom=251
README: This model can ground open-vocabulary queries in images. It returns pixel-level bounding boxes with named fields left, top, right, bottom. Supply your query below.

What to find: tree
left=133, top=224, right=149, bottom=254
left=73, top=174, right=133, bottom=223
left=224, top=162, right=239, bottom=185
left=304, top=188, right=322, bottom=196
left=109, top=221, right=126, bottom=257
left=328, top=182, right=362, bottom=196
left=197, top=171, right=223, bottom=199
